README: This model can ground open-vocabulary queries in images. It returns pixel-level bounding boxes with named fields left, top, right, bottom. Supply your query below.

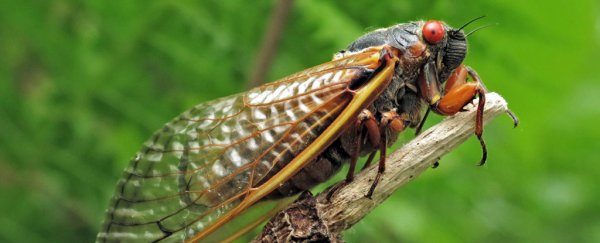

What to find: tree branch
left=247, top=0, right=295, bottom=89
left=254, top=92, right=513, bottom=242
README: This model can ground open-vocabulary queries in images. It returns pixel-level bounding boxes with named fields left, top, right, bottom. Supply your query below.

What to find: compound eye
left=422, top=20, right=446, bottom=44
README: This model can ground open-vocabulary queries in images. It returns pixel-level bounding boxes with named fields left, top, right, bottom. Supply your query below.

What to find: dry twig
left=247, top=0, right=295, bottom=88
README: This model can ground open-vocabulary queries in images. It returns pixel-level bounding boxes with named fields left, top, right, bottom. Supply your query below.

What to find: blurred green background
left=1, top=0, right=599, bottom=242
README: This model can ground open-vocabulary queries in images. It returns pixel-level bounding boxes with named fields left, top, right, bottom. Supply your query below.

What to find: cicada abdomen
left=98, top=19, right=517, bottom=242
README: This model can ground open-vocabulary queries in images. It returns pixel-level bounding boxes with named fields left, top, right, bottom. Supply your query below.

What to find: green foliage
left=0, top=0, right=599, bottom=242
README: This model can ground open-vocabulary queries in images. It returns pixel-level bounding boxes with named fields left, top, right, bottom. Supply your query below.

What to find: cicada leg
left=435, top=65, right=485, bottom=117
left=364, top=109, right=407, bottom=198
left=419, top=64, right=519, bottom=166
left=326, top=109, right=379, bottom=201
left=346, top=110, right=379, bottom=183
left=418, top=64, right=487, bottom=165
left=360, top=151, right=377, bottom=170
left=418, top=64, right=488, bottom=164
left=327, top=108, right=408, bottom=200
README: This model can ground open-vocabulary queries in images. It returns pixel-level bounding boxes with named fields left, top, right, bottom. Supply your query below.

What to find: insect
left=97, top=19, right=518, bottom=242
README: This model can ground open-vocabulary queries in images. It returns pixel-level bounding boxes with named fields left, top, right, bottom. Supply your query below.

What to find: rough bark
left=254, top=92, right=514, bottom=242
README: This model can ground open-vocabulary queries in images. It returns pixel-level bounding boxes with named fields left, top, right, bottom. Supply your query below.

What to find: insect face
left=417, top=20, right=468, bottom=84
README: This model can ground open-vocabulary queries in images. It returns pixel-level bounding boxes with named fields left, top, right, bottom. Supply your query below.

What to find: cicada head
left=344, top=20, right=469, bottom=84
left=419, top=20, right=468, bottom=83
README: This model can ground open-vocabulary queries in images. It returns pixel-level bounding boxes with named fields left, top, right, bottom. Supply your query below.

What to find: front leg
left=419, top=64, right=488, bottom=165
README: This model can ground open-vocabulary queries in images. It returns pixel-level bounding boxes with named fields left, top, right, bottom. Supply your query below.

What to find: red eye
left=422, top=20, right=445, bottom=44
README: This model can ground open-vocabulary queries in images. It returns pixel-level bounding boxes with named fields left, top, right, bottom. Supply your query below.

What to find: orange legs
left=419, top=63, right=519, bottom=165
left=420, top=64, right=489, bottom=165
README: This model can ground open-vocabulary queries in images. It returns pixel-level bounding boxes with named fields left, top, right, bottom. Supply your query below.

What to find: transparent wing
left=97, top=51, right=379, bottom=242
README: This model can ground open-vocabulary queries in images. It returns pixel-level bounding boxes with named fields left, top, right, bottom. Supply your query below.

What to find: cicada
left=97, top=19, right=518, bottom=242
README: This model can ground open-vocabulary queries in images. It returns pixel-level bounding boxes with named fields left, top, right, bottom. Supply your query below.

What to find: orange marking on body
left=408, top=41, right=426, bottom=57
left=389, top=118, right=405, bottom=133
